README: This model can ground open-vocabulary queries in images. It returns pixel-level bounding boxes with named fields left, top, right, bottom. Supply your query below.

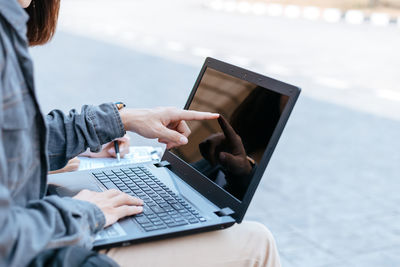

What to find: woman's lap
left=102, top=221, right=281, bottom=267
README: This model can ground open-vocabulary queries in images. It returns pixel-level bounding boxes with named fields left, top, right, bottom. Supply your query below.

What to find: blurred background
left=30, top=0, right=400, bottom=266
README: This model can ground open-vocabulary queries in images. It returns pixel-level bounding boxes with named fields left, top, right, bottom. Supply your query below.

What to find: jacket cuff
left=87, top=103, right=126, bottom=150
left=62, top=197, right=106, bottom=236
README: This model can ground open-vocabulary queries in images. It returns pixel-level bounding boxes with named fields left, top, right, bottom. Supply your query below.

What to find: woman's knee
left=240, top=221, right=276, bottom=245
left=237, top=221, right=280, bottom=267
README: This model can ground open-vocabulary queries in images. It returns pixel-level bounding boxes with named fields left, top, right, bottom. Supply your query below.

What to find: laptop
left=48, top=57, right=301, bottom=249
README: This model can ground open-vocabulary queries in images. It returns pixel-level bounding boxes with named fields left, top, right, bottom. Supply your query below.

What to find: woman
left=0, top=0, right=281, bottom=266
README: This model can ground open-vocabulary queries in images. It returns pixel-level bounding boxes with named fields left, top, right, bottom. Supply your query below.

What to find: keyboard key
left=145, top=201, right=156, bottom=207
left=136, top=217, right=151, bottom=224
left=143, top=207, right=154, bottom=215
left=167, top=211, right=178, bottom=215
left=172, top=203, right=184, bottom=210
left=102, top=182, right=118, bottom=190
left=154, top=197, right=163, bottom=202
left=167, top=221, right=188, bottom=227
left=163, top=219, right=174, bottom=224
left=168, top=200, right=178, bottom=205
left=147, top=214, right=157, bottom=219
left=179, top=210, right=192, bottom=216
left=154, top=225, right=167, bottom=230
left=150, top=218, right=162, bottom=224
left=151, top=205, right=165, bottom=213
left=143, top=226, right=157, bottom=232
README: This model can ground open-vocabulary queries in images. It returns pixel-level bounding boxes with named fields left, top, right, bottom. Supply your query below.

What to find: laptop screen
left=172, top=67, right=289, bottom=201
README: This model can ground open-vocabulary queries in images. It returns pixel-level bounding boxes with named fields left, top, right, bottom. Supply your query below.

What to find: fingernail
left=108, top=149, right=113, bottom=154
left=180, top=136, right=188, bottom=144
left=137, top=206, right=143, bottom=212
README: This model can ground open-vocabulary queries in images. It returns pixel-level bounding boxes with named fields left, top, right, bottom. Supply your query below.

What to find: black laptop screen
left=171, top=67, right=289, bottom=201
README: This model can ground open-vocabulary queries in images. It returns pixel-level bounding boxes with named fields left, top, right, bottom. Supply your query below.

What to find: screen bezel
left=162, top=57, right=301, bottom=222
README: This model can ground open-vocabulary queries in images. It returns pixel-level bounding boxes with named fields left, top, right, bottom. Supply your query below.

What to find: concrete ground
left=30, top=0, right=400, bottom=266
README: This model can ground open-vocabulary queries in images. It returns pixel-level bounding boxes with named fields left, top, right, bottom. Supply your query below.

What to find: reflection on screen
left=172, top=67, right=288, bottom=201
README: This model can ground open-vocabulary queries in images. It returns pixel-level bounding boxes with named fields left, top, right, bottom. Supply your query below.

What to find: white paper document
left=78, top=146, right=163, bottom=171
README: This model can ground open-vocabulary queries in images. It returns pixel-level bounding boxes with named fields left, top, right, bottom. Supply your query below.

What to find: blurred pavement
left=30, top=0, right=400, bottom=266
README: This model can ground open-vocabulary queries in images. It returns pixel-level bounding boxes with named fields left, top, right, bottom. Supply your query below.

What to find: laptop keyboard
left=92, top=166, right=206, bottom=232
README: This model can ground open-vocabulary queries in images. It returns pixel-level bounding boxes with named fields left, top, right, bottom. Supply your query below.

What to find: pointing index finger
left=174, top=110, right=219, bottom=121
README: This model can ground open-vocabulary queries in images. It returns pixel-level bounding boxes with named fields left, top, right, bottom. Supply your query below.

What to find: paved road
left=30, top=0, right=400, bottom=266
left=54, top=0, right=400, bottom=119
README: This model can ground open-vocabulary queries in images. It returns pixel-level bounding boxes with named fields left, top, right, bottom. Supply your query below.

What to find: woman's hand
left=48, top=157, right=80, bottom=174
left=73, top=189, right=143, bottom=227
left=119, top=107, right=219, bottom=149
left=88, top=135, right=130, bottom=158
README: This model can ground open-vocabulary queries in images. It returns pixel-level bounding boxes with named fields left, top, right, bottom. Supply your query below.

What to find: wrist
left=114, top=101, right=130, bottom=132
left=119, top=108, right=152, bottom=134
left=119, top=108, right=130, bottom=130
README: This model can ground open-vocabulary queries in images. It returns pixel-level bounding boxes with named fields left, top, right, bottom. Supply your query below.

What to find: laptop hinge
left=214, top=207, right=235, bottom=217
left=154, top=160, right=171, bottom=168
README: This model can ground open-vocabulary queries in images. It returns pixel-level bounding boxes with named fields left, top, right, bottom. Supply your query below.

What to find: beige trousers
left=102, top=221, right=281, bottom=267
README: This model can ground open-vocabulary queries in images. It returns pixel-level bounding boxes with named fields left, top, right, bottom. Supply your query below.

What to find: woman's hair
left=25, top=0, right=60, bottom=46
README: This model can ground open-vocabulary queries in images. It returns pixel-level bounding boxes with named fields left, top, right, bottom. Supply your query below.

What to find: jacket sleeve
left=0, top=184, right=106, bottom=267
left=0, top=14, right=110, bottom=267
left=46, top=103, right=125, bottom=171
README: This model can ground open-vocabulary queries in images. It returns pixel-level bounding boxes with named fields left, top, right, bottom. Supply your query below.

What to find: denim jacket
left=0, top=1, right=125, bottom=266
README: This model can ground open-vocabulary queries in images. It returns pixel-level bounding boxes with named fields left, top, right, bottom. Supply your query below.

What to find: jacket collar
left=0, top=0, right=29, bottom=36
